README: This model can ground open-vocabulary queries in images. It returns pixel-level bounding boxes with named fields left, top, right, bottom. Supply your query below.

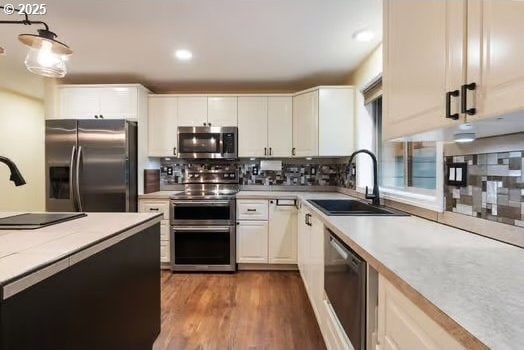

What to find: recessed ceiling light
left=353, top=30, right=375, bottom=42
left=175, top=49, right=192, bottom=61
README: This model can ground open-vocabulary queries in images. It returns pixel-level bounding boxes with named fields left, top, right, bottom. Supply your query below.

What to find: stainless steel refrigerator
left=45, top=119, right=137, bottom=212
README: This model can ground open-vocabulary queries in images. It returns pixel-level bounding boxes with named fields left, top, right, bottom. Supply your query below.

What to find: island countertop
left=0, top=212, right=162, bottom=299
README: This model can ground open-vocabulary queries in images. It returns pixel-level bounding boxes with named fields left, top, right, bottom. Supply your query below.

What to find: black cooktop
left=0, top=213, right=87, bottom=230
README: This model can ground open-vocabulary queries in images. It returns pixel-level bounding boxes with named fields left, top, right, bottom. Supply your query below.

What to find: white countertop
left=238, top=190, right=524, bottom=350
left=0, top=212, right=162, bottom=297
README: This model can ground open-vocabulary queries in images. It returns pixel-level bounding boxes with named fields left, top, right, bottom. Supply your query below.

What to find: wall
left=0, top=89, right=45, bottom=211
left=346, top=44, right=382, bottom=191
left=444, top=133, right=524, bottom=229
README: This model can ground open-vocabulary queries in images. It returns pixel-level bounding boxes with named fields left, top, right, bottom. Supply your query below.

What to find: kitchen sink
left=308, top=199, right=408, bottom=216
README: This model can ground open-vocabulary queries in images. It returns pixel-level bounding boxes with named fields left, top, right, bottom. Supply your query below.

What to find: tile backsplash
left=445, top=151, right=524, bottom=227
left=160, top=158, right=355, bottom=188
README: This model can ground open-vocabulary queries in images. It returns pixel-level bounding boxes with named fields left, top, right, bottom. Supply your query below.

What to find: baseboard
left=237, top=263, right=298, bottom=271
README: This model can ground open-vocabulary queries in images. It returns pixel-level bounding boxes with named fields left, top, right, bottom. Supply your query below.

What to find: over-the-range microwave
left=177, top=126, right=238, bottom=159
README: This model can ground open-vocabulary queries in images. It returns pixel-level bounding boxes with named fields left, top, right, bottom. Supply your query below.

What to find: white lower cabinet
left=268, top=200, right=297, bottom=264
left=138, top=198, right=171, bottom=267
left=236, top=199, right=297, bottom=265
left=236, top=221, right=269, bottom=263
left=377, top=274, right=465, bottom=350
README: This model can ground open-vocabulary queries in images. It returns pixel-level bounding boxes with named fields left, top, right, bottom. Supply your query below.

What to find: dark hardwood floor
left=153, top=271, right=326, bottom=350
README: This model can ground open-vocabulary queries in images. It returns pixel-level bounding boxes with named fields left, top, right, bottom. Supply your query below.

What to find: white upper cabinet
left=293, top=87, right=355, bottom=157
left=384, top=0, right=524, bottom=140
left=267, top=96, right=293, bottom=157
left=57, top=87, right=100, bottom=119
left=268, top=200, right=297, bottom=264
left=148, top=96, right=178, bottom=157
left=383, top=0, right=464, bottom=140
left=293, top=91, right=319, bottom=157
left=238, top=96, right=269, bottom=157
left=318, top=88, right=355, bottom=156
left=55, top=85, right=141, bottom=120
left=207, top=97, right=238, bottom=127
left=467, top=0, right=524, bottom=122
left=177, top=96, right=208, bottom=127
left=97, top=87, right=138, bottom=119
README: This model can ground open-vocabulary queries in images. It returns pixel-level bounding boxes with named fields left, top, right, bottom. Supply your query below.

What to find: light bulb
left=24, top=39, right=67, bottom=78
left=37, top=40, right=60, bottom=67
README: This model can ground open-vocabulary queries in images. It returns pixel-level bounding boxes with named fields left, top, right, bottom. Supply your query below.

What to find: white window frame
left=378, top=141, right=444, bottom=212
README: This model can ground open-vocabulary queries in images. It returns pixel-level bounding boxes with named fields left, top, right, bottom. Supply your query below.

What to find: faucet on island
left=0, top=156, right=26, bottom=186
left=348, top=149, right=380, bottom=206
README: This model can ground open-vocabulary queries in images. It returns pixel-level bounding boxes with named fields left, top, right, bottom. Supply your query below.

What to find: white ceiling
left=0, top=0, right=382, bottom=93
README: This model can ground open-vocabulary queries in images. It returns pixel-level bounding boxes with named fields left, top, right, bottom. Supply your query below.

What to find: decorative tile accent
left=446, top=151, right=524, bottom=227
left=159, top=158, right=355, bottom=189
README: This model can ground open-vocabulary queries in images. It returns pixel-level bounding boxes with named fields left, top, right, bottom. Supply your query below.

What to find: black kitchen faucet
left=348, top=149, right=380, bottom=206
left=0, top=156, right=26, bottom=186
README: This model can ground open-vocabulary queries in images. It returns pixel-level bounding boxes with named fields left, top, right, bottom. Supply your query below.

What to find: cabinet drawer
left=160, top=221, right=170, bottom=241
left=139, top=200, right=169, bottom=220
left=237, top=200, right=269, bottom=220
left=160, top=241, right=170, bottom=263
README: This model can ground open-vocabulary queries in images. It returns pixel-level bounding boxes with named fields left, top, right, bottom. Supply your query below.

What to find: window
left=366, top=96, right=442, bottom=210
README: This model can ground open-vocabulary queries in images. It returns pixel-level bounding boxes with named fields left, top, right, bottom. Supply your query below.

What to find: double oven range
left=170, top=165, right=238, bottom=272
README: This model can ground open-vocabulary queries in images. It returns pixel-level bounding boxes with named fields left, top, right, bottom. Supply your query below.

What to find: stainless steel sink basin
left=308, top=199, right=408, bottom=216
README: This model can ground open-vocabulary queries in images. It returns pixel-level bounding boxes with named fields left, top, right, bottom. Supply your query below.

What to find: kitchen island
left=0, top=212, right=162, bottom=350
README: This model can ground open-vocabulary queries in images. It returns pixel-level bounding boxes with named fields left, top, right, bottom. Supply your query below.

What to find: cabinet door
left=467, top=0, right=524, bottom=121
left=293, top=91, right=319, bottom=157
left=383, top=0, right=464, bottom=140
left=236, top=221, right=269, bottom=263
left=238, top=96, right=268, bottom=157
left=148, top=96, right=178, bottom=157
left=318, top=88, right=355, bottom=157
left=377, top=275, right=465, bottom=350
left=58, top=87, right=100, bottom=119
left=98, top=87, right=138, bottom=119
left=297, top=206, right=307, bottom=276
left=267, top=97, right=293, bottom=157
left=207, top=97, right=238, bottom=127
left=268, top=200, right=297, bottom=264
left=177, top=96, right=208, bottom=127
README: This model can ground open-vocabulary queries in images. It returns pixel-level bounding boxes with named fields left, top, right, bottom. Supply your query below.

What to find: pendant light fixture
left=0, top=6, right=72, bottom=78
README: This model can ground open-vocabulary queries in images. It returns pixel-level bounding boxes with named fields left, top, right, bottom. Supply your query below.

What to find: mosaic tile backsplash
left=445, top=151, right=524, bottom=227
left=160, top=158, right=355, bottom=188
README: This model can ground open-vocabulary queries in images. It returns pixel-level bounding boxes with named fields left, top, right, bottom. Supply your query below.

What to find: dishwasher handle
left=329, top=234, right=363, bottom=272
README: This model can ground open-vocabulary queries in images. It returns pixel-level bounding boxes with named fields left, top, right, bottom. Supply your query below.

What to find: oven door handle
left=172, top=226, right=232, bottom=232
left=172, top=201, right=231, bottom=207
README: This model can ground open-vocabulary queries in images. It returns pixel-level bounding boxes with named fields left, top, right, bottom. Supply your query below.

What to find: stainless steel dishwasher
left=324, top=229, right=366, bottom=350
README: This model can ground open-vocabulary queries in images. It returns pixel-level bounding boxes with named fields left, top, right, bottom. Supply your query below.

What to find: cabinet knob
left=173, top=147, right=177, bottom=156
left=292, top=147, right=296, bottom=156
left=94, top=115, right=98, bottom=119
left=269, top=147, right=272, bottom=156
left=99, top=114, right=104, bottom=119
left=208, top=122, right=212, bottom=126
left=264, top=147, right=267, bottom=156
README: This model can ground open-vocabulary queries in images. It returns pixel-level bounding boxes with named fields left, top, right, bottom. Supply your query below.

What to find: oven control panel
left=183, top=165, right=239, bottom=184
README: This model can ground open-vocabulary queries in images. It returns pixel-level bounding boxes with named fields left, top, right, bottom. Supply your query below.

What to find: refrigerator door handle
left=69, top=146, right=77, bottom=211
left=75, top=145, right=84, bottom=212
